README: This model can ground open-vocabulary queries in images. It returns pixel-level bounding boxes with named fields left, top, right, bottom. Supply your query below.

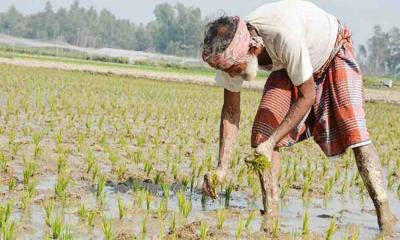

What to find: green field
left=0, top=65, right=399, bottom=239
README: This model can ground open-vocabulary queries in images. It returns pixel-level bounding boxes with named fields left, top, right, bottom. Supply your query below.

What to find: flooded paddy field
left=0, top=64, right=399, bottom=239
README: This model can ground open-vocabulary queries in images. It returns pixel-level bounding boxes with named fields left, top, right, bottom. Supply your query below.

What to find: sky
left=1, top=0, right=399, bottom=45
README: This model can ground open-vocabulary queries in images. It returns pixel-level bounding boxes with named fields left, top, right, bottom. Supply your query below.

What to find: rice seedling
left=245, top=211, right=255, bottom=230
left=245, top=153, right=271, bottom=175
left=116, top=162, right=127, bottom=181
left=302, top=212, right=309, bottom=236
left=91, top=164, right=100, bottom=181
left=20, top=191, right=32, bottom=210
left=169, top=213, right=176, bottom=235
left=224, top=182, right=234, bottom=205
left=23, top=160, right=37, bottom=186
left=235, top=217, right=245, bottom=240
left=325, top=218, right=337, bottom=240
left=216, top=209, right=226, bottom=230
left=0, top=202, right=12, bottom=228
left=199, top=222, right=209, bottom=240
left=54, top=176, right=69, bottom=201
left=1, top=220, right=17, bottom=240
left=157, top=200, right=167, bottom=219
left=141, top=216, right=147, bottom=240
left=154, top=171, right=164, bottom=185
left=272, top=217, right=280, bottom=239
left=85, top=149, right=95, bottom=173
left=87, top=210, right=97, bottom=228
left=102, top=216, right=114, bottom=240
left=145, top=190, right=152, bottom=213
left=0, top=151, right=9, bottom=173
left=8, top=177, right=17, bottom=191
left=177, top=191, right=192, bottom=218
left=60, top=225, right=74, bottom=240
left=78, top=203, right=87, bottom=221
left=144, top=160, right=153, bottom=177
left=181, top=175, right=190, bottom=189
left=117, top=195, right=126, bottom=220
left=43, top=198, right=55, bottom=227
left=50, top=211, right=63, bottom=239
left=57, top=153, right=67, bottom=174
left=96, top=176, right=106, bottom=205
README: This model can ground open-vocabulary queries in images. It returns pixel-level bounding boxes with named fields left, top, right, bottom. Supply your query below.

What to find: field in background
left=0, top=41, right=396, bottom=89
left=0, top=65, right=399, bottom=239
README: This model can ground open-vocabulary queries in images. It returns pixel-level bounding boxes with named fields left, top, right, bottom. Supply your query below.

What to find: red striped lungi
left=251, top=23, right=371, bottom=157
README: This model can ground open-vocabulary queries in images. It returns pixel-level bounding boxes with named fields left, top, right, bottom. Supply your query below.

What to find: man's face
left=224, top=54, right=259, bottom=81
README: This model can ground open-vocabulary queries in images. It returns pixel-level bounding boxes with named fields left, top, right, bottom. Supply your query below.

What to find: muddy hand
left=202, top=173, right=218, bottom=199
left=255, top=138, right=275, bottom=161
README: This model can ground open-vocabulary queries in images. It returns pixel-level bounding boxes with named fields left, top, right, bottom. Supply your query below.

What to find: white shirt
left=215, top=0, right=338, bottom=92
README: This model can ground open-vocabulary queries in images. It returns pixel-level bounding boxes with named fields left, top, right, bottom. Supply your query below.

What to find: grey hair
left=202, top=16, right=238, bottom=55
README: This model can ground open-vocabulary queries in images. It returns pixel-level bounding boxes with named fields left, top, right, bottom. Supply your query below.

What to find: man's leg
left=353, top=144, right=397, bottom=232
left=259, top=149, right=281, bottom=216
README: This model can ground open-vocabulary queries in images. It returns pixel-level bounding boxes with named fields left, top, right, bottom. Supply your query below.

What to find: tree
left=0, top=6, right=26, bottom=36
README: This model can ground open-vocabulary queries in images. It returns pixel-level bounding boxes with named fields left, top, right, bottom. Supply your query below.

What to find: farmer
left=201, top=0, right=397, bottom=232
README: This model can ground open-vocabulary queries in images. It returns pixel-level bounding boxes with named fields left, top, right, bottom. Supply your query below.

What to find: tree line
left=0, top=1, right=206, bottom=57
left=0, top=1, right=399, bottom=76
left=358, top=26, right=400, bottom=77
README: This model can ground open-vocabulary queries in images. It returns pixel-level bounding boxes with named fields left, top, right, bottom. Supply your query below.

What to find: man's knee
left=352, top=143, right=376, bottom=159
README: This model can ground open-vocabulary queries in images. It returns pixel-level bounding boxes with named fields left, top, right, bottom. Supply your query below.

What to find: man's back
left=246, top=0, right=339, bottom=80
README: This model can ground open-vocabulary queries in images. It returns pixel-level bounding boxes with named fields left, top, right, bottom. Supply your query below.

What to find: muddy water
left=2, top=171, right=400, bottom=239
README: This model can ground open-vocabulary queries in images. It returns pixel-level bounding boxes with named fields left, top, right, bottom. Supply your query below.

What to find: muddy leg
left=258, top=149, right=280, bottom=217
left=353, top=144, right=397, bottom=232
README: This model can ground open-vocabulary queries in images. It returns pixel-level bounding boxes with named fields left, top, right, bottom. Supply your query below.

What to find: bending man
left=201, top=0, right=396, bottom=232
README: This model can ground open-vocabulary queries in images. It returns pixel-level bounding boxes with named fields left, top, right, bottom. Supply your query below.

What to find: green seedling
left=141, top=217, right=147, bottom=240
left=23, top=160, right=37, bottom=186
left=245, top=211, right=255, bottom=229
left=272, top=217, right=280, bottom=239
left=235, top=218, right=245, bottom=240
left=8, top=177, right=17, bottom=191
left=177, top=191, right=192, bottom=218
left=43, top=198, right=54, bottom=227
left=302, top=212, right=309, bottom=235
left=118, top=195, right=126, bottom=220
left=87, top=211, right=97, bottom=228
left=157, top=200, right=167, bottom=219
left=225, top=182, right=234, bottom=205
left=326, top=218, right=337, bottom=240
left=102, top=216, right=114, bottom=240
left=200, top=222, right=209, bottom=240
left=96, top=176, right=106, bottom=199
left=169, top=213, right=176, bottom=235
left=54, top=176, right=69, bottom=201
left=144, top=190, right=152, bottom=212
left=0, top=151, right=8, bottom=173
left=78, top=203, right=87, bottom=220
left=60, top=225, right=73, bottom=240
left=245, top=153, right=272, bottom=174
left=216, top=209, right=226, bottom=230
left=50, top=212, right=63, bottom=239
left=85, top=149, right=95, bottom=173
left=57, top=153, right=67, bottom=174
left=116, top=163, right=127, bottom=181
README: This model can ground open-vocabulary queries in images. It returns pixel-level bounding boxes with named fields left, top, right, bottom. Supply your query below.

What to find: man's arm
left=269, top=77, right=316, bottom=145
left=216, top=89, right=241, bottom=180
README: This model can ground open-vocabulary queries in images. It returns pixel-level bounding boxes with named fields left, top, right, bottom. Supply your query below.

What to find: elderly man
left=201, top=0, right=396, bottom=232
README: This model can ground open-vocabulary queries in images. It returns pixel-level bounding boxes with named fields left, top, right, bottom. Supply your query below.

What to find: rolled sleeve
left=279, top=34, right=313, bottom=86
